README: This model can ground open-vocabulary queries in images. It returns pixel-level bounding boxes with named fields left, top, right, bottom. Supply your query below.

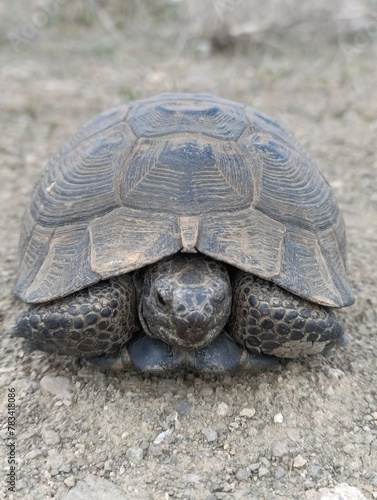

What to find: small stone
left=104, top=460, right=113, bottom=471
left=274, top=413, right=284, bottom=423
left=272, top=441, right=289, bottom=458
left=175, top=399, right=191, bottom=416
left=141, top=410, right=154, bottom=422
left=235, top=467, right=251, bottom=481
left=139, top=440, right=150, bottom=450
left=249, top=462, right=260, bottom=472
left=25, top=449, right=43, bottom=460
left=318, top=482, right=367, bottom=499
left=258, top=466, right=269, bottom=477
left=286, top=428, right=301, bottom=441
left=200, top=386, right=214, bottom=397
left=157, top=379, right=177, bottom=395
left=20, top=377, right=39, bottom=393
left=154, top=428, right=173, bottom=444
left=202, top=428, right=218, bottom=442
left=0, top=374, right=13, bottom=387
left=293, top=454, right=307, bottom=468
left=148, top=444, right=163, bottom=457
left=239, top=408, right=256, bottom=418
left=274, top=470, right=285, bottom=479
left=371, top=412, right=377, bottom=420
left=40, top=376, right=76, bottom=401
left=324, top=367, right=345, bottom=379
left=42, top=428, right=60, bottom=446
left=343, top=443, right=355, bottom=455
left=63, top=474, right=128, bottom=499
left=59, top=464, right=72, bottom=473
left=16, top=478, right=27, bottom=490
left=126, top=447, right=144, bottom=462
left=183, top=473, right=202, bottom=483
left=64, top=476, right=76, bottom=488
left=217, top=402, right=230, bottom=417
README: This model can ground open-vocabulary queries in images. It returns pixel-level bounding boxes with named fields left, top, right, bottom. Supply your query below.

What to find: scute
left=14, top=93, right=354, bottom=308
left=238, top=129, right=340, bottom=233
left=127, top=93, right=248, bottom=140
left=119, top=136, right=253, bottom=214
left=30, top=122, right=137, bottom=227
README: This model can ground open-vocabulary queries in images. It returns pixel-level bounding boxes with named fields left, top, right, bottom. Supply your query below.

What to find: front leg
left=228, top=271, right=345, bottom=358
left=12, top=276, right=140, bottom=357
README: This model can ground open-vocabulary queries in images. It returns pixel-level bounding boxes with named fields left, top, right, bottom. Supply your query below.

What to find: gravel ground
left=0, top=1, right=376, bottom=499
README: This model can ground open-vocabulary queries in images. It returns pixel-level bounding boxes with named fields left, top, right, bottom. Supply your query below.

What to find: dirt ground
left=0, top=1, right=376, bottom=499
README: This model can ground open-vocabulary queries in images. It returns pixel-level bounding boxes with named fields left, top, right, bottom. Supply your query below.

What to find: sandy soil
left=0, top=1, right=376, bottom=499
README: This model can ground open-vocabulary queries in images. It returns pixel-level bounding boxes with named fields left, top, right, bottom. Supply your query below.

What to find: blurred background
left=1, top=0, right=375, bottom=139
left=1, top=2, right=376, bottom=499
left=1, top=0, right=375, bottom=255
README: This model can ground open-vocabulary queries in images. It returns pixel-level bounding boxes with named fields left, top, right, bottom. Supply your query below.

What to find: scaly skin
left=228, top=270, right=344, bottom=358
left=13, top=257, right=345, bottom=370
left=13, top=275, right=139, bottom=356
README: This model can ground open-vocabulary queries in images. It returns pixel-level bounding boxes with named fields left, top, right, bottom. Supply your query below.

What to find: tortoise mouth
left=144, top=315, right=223, bottom=350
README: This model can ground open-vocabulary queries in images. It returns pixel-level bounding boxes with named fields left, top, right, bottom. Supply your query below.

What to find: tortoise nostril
left=204, top=303, right=212, bottom=314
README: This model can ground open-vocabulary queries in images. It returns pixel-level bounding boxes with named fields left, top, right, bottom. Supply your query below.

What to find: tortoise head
left=134, top=255, right=232, bottom=350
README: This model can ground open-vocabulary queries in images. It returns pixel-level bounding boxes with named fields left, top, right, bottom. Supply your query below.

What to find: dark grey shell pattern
left=14, top=93, right=354, bottom=308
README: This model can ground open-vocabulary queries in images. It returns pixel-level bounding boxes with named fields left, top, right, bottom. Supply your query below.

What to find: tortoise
left=12, top=92, right=354, bottom=372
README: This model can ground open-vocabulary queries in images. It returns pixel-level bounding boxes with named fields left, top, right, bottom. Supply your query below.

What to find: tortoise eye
left=157, top=292, right=166, bottom=306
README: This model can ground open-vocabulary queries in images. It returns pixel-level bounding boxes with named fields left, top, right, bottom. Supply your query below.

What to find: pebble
left=272, top=440, right=289, bottom=458
left=308, top=465, right=321, bottom=477
left=258, top=466, right=269, bottom=477
left=59, top=463, right=72, bottom=473
left=126, top=447, right=144, bottom=462
left=274, top=470, right=285, bottom=479
left=202, top=427, right=218, bottom=442
left=157, top=379, right=177, bottom=395
left=183, top=473, right=202, bottom=483
left=315, top=483, right=367, bottom=500
left=235, top=467, right=251, bottom=481
left=104, top=460, right=113, bottom=471
left=41, top=428, right=61, bottom=446
left=0, top=373, right=14, bottom=387
left=40, top=375, right=76, bottom=401
left=200, top=386, right=214, bottom=397
left=175, top=399, right=192, bottom=416
left=154, top=428, right=173, bottom=444
left=274, top=413, right=284, bottom=423
left=343, top=443, right=355, bottom=455
left=64, top=476, right=76, bottom=488
left=324, top=367, right=346, bottom=379
left=141, top=410, right=154, bottom=421
left=20, top=377, right=39, bottom=393
left=25, top=449, right=43, bottom=460
left=217, top=402, right=230, bottom=417
left=286, top=428, right=301, bottom=441
left=239, top=408, right=256, bottom=418
left=249, top=462, right=260, bottom=472
left=293, top=454, right=307, bottom=468
left=63, top=474, right=129, bottom=499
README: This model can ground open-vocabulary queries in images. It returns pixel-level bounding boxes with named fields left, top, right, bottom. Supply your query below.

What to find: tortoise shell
left=14, top=93, right=354, bottom=308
